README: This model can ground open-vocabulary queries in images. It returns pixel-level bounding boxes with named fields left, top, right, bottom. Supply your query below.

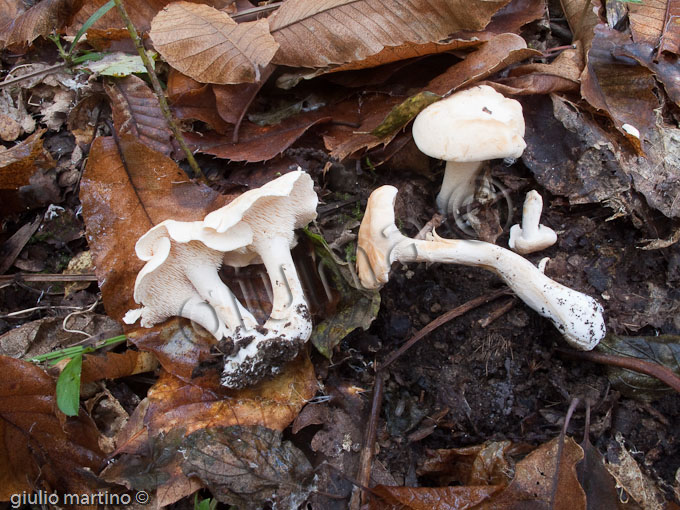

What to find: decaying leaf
left=80, top=135, right=228, bottom=321
left=104, top=75, right=174, bottom=157
left=605, top=432, right=668, bottom=510
left=213, top=64, right=276, bottom=127
left=0, top=314, right=122, bottom=359
left=426, top=33, right=540, bottom=95
left=0, top=129, right=56, bottom=216
left=0, top=0, right=83, bottom=50
left=597, top=334, right=680, bottom=400
left=370, top=91, right=441, bottom=139
left=581, top=24, right=658, bottom=154
left=615, top=41, right=680, bottom=106
left=323, top=94, right=407, bottom=160
left=144, top=351, right=317, bottom=436
left=305, top=229, right=380, bottom=358
left=167, top=70, right=231, bottom=133
left=628, top=0, right=680, bottom=55
left=369, top=485, right=502, bottom=510
left=186, top=110, right=332, bottom=162
left=150, top=2, right=279, bottom=84
left=181, top=425, right=314, bottom=509
left=269, top=0, right=511, bottom=68
left=0, top=355, right=104, bottom=498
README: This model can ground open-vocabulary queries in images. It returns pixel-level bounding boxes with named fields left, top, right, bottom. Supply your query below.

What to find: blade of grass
left=69, top=0, right=116, bottom=56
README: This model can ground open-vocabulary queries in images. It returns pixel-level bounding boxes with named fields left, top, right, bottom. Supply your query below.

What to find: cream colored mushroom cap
left=357, top=185, right=405, bottom=289
left=412, top=85, right=526, bottom=162
left=204, top=169, right=318, bottom=267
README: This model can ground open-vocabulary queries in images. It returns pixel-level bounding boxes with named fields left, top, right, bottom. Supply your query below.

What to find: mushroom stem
left=359, top=186, right=605, bottom=350
left=184, top=264, right=258, bottom=332
left=256, top=236, right=307, bottom=321
left=520, top=190, right=542, bottom=237
left=436, top=160, right=482, bottom=216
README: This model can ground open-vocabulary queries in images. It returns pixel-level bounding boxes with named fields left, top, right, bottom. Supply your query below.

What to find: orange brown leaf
left=150, top=2, right=279, bottom=84
left=80, top=135, right=228, bottom=322
left=0, top=355, right=104, bottom=499
left=269, top=0, right=511, bottom=68
left=0, top=0, right=83, bottom=50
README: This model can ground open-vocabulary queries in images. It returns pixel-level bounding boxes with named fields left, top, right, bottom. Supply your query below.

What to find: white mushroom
left=203, top=169, right=318, bottom=387
left=123, top=220, right=258, bottom=337
left=508, top=190, right=557, bottom=254
left=356, top=186, right=605, bottom=350
left=412, top=85, right=526, bottom=217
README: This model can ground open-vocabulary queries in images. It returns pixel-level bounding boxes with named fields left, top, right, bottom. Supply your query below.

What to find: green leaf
left=597, top=334, right=680, bottom=400
left=370, top=91, right=441, bottom=139
left=304, top=229, right=380, bottom=359
left=77, top=51, right=155, bottom=78
left=56, top=354, right=83, bottom=416
left=70, top=0, right=116, bottom=55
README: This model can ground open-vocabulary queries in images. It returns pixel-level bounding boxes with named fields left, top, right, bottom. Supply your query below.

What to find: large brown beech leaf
left=0, top=355, right=104, bottom=498
left=269, top=0, right=511, bottom=68
left=80, top=135, right=228, bottom=322
left=0, top=0, right=83, bottom=50
left=628, top=0, right=680, bottom=55
left=150, top=2, right=279, bottom=84
left=104, top=75, right=174, bottom=157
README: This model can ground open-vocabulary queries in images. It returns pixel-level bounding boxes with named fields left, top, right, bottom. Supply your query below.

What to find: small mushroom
left=203, top=169, right=318, bottom=387
left=356, top=186, right=605, bottom=350
left=123, top=220, right=258, bottom=337
left=412, top=85, right=526, bottom=216
left=508, top=190, right=557, bottom=254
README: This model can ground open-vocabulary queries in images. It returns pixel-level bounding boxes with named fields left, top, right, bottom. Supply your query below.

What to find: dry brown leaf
left=0, top=355, right=105, bottom=498
left=323, top=94, right=407, bottom=160
left=150, top=2, right=279, bottom=84
left=0, top=0, right=23, bottom=19
left=80, top=350, right=159, bottom=383
left=369, top=485, right=501, bottom=510
left=481, top=0, right=546, bottom=35
left=560, top=0, right=600, bottom=50
left=426, top=33, right=540, bottom=95
left=0, top=129, right=56, bottom=216
left=581, top=24, right=658, bottom=154
left=80, top=135, right=228, bottom=322
left=67, top=94, right=106, bottom=147
left=104, top=75, right=174, bottom=157
left=269, top=0, right=511, bottom=68
left=127, top=317, right=216, bottom=380
left=617, top=42, right=680, bottom=106
left=145, top=351, right=317, bottom=436
left=0, top=0, right=83, bottom=50
left=67, top=0, right=232, bottom=34
left=213, top=64, right=275, bottom=127
left=186, top=110, right=332, bottom=162
left=167, top=70, right=232, bottom=133
left=327, top=39, right=484, bottom=74
left=628, top=0, right=680, bottom=55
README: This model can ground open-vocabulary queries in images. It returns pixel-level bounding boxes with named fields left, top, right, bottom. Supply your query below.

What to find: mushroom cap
left=412, top=85, right=526, bottom=163
left=356, top=185, right=405, bottom=289
left=204, top=169, right=318, bottom=267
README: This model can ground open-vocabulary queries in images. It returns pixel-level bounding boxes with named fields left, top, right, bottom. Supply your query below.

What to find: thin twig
left=0, top=273, right=98, bottom=284
left=551, top=398, right=580, bottom=508
left=231, top=2, right=281, bottom=21
left=379, top=288, right=511, bottom=371
left=479, top=297, right=516, bottom=328
left=112, top=0, right=208, bottom=185
left=556, top=348, right=680, bottom=394
left=0, top=303, right=98, bottom=319
left=0, top=63, right=66, bottom=89
left=355, top=371, right=385, bottom=508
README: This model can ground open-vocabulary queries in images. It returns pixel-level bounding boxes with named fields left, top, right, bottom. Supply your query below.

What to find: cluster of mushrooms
left=125, top=85, right=606, bottom=388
